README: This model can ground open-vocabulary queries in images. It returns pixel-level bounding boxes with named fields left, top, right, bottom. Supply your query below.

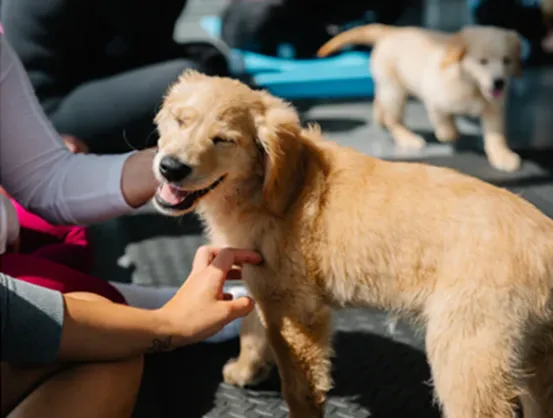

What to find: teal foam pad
left=200, top=16, right=375, bottom=99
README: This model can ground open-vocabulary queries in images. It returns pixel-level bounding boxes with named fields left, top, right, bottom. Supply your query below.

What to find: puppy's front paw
left=223, top=357, right=272, bottom=387
left=397, top=133, right=426, bottom=150
left=488, top=149, right=521, bottom=172
left=435, top=126, right=459, bottom=143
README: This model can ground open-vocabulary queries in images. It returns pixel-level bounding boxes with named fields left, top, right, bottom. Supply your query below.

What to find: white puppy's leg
left=481, top=104, right=521, bottom=172
left=426, top=105, right=459, bottom=143
left=379, top=84, right=426, bottom=150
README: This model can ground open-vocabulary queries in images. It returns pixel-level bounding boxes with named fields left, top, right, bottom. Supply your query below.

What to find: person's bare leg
left=1, top=292, right=144, bottom=418
left=7, top=356, right=143, bottom=418
left=1, top=363, right=63, bottom=417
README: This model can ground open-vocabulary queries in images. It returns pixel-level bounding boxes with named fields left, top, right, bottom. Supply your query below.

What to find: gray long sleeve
left=0, top=33, right=134, bottom=225
left=0, top=273, right=64, bottom=363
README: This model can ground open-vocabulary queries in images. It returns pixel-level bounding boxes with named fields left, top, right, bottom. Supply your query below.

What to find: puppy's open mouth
left=491, top=88, right=504, bottom=99
left=155, top=176, right=225, bottom=211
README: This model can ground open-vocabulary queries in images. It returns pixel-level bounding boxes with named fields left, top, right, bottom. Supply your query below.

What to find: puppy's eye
left=212, top=137, right=231, bottom=145
left=479, top=58, right=488, bottom=65
left=503, top=57, right=512, bottom=65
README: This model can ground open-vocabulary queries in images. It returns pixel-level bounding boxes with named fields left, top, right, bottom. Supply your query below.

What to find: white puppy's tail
left=316, top=24, right=396, bottom=58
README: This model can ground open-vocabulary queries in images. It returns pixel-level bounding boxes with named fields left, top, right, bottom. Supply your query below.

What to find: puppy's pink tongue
left=158, top=184, right=186, bottom=205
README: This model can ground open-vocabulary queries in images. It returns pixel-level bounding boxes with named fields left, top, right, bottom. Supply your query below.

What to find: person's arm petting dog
left=1, top=247, right=260, bottom=363
left=0, top=33, right=157, bottom=225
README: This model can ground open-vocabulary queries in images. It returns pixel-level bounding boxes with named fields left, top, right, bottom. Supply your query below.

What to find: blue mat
left=201, top=16, right=375, bottom=100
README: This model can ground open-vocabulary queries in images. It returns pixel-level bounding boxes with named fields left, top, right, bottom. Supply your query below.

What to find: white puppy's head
left=441, top=26, right=522, bottom=101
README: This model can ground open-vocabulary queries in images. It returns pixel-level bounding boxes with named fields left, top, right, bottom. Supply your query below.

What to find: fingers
left=208, top=248, right=262, bottom=278
left=224, top=296, right=255, bottom=321
left=191, top=245, right=218, bottom=271
left=192, top=246, right=263, bottom=273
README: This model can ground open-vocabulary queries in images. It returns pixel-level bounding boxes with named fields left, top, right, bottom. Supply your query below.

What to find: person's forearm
left=57, top=295, right=174, bottom=362
left=0, top=35, right=158, bottom=224
left=120, top=148, right=159, bottom=209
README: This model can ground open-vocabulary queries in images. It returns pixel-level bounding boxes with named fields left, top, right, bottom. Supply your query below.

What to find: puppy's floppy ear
left=441, top=32, right=466, bottom=69
left=509, top=30, right=523, bottom=77
left=254, top=91, right=306, bottom=215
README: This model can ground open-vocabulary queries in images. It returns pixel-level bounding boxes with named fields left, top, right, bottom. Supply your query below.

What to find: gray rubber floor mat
left=132, top=310, right=436, bottom=418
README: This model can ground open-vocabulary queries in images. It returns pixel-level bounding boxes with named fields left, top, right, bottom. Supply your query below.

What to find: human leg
left=1, top=292, right=144, bottom=418
left=48, top=59, right=209, bottom=154
left=5, top=356, right=143, bottom=418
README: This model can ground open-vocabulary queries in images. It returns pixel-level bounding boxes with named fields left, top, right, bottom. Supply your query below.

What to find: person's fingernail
left=254, top=251, right=264, bottom=263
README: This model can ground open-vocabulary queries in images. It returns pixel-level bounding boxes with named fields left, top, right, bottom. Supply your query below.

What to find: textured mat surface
left=132, top=310, right=434, bottom=418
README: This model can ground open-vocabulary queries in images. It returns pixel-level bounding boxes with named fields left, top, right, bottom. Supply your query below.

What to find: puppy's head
left=153, top=70, right=305, bottom=217
left=441, top=26, right=522, bottom=101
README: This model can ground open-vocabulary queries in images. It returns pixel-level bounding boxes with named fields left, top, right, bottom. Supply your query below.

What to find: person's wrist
left=121, top=148, right=159, bottom=208
left=148, top=307, right=189, bottom=353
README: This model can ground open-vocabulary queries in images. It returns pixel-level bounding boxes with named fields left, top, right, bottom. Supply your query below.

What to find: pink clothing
left=11, top=199, right=92, bottom=271
left=0, top=200, right=126, bottom=304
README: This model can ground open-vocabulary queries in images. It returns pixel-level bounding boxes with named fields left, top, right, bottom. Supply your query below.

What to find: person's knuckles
left=192, top=245, right=220, bottom=271
left=208, top=251, right=235, bottom=277
left=229, top=297, right=255, bottom=317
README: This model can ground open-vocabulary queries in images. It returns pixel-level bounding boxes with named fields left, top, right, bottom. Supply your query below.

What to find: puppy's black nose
left=159, top=156, right=192, bottom=182
left=493, top=78, right=506, bottom=91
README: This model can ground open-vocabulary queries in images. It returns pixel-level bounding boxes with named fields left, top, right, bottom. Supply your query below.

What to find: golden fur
left=317, top=24, right=523, bottom=173
left=153, top=71, right=553, bottom=418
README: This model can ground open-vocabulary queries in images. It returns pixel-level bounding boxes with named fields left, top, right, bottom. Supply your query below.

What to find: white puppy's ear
left=254, top=91, right=306, bottom=215
left=441, top=32, right=467, bottom=69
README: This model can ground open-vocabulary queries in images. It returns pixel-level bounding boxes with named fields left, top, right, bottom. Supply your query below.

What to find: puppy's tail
left=317, top=24, right=395, bottom=58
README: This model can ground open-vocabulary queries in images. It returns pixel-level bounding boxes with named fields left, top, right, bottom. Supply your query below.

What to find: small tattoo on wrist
left=146, top=336, right=172, bottom=353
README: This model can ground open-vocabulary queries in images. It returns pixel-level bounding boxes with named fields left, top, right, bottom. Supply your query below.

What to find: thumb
left=224, top=296, right=255, bottom=321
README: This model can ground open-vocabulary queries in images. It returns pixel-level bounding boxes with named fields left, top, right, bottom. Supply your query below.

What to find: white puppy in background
left=318, top=24, right=523, bottom=172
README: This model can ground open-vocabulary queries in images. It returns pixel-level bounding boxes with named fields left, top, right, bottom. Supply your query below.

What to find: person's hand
left=156, top=246, right=263, bottom=347
left=61, top=134, right=89, bottom=154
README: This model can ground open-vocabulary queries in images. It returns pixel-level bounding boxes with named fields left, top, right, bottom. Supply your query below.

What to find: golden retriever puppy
left=153, top=70, right=553, bottom=418
left=317, top=24, right=522, bottom=172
